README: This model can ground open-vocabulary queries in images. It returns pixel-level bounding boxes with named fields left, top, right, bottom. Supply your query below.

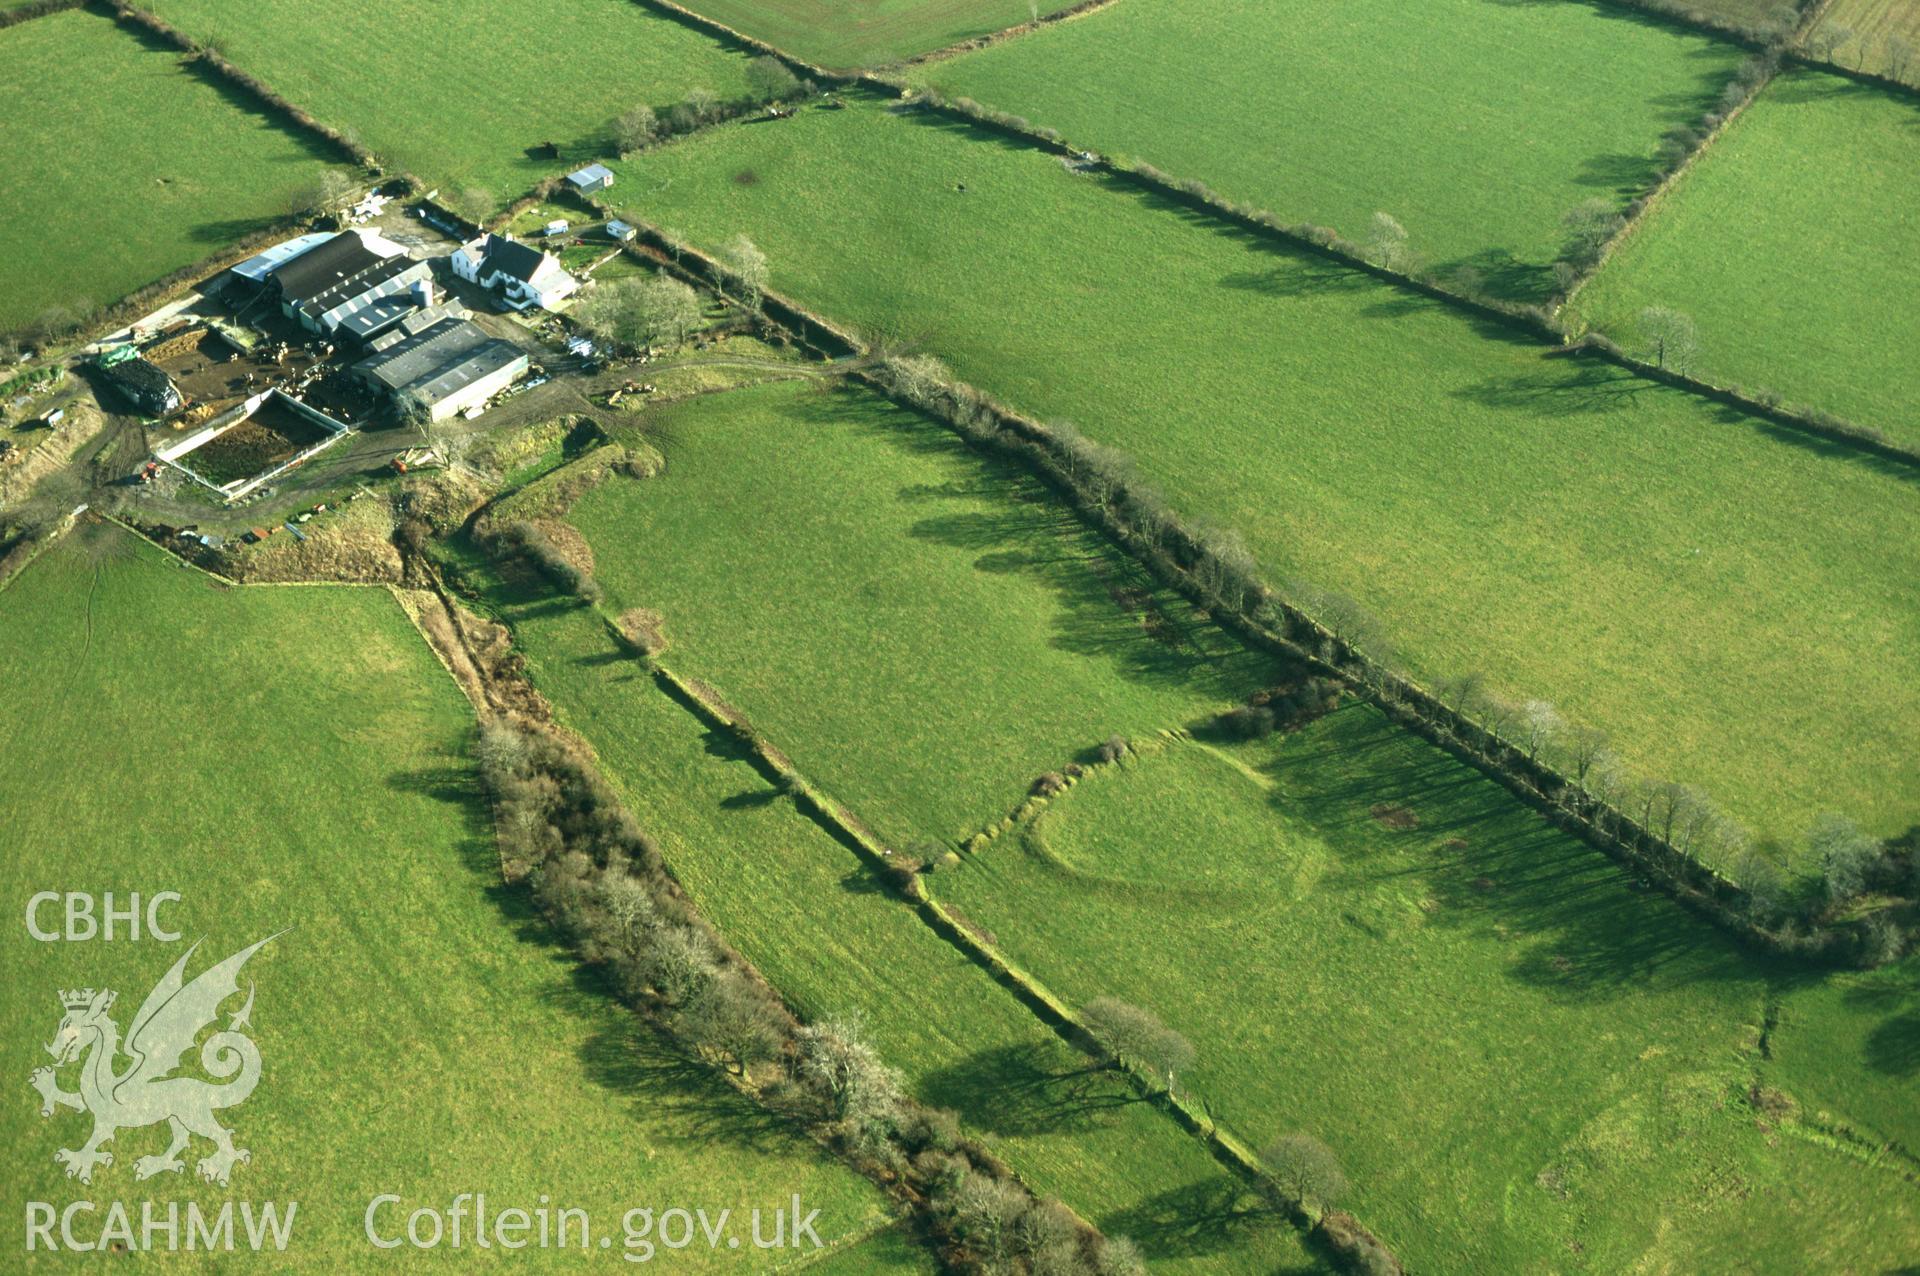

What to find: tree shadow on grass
left=1451, top=360, right=1658, bottom=417
left=1845, top=965, right=1920, bottom=1078
left=1220, top=261, right=1371, bottom=299
left=1435, top=247, right=1557, bottom=305
left=190, top=215, right=284, bottom=244
left=917, top=1041, right=1143, bottom=1138
left=719, top=786, right=783, bottom=810
left=1256, top=708, right=1800, bottom=1004
left=1099, top=1175, right=1289, bottom=1265
left=781, top=386, right=1279, bottom=705
left=385, top=762, right=479, bottom=806
left=565, top=970, right=809, bottom=1152
left=1458, top=355, right=1920, bottom=486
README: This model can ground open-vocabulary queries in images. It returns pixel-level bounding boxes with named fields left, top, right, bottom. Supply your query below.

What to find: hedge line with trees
left=576, top=213, right=1918, bottom=967
left=110, top=3, right=399, bottom=180
left=582, top=207, right=1918, bottom=966
left=462, top=640, right=1149, bottom=1275
left=897, top=79, right=1914, bottom=474
left=604, top=55, right=814, bottom=162
left=902, top=355, right=1918, bottom=963
left=456, top=442, right=1414, bottom=1273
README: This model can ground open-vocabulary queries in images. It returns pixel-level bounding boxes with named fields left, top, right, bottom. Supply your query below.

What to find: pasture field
left=809, top=1224, right=939, bottom=1275
left=137, top=0, right=755, bottom=208
left=1574, top=69, right=1920, bottom=442
left=0, top=11, right=334, bottom=334
left=475, top=566, right=1325, bottom=1275
left=1811, top=0, right=1920, bottom=81
left=0, top=525, right=891, bottom=1270
left=565, top=381, right=1274, bottom=847
left=910, top=0, right=1746, bottom=300
left=1759, top=958, right=1920, bottom=1155
left=606, top=100, right=1920, bottom=851
left=930, top=707, right=1920, bottom=1271
left=675, top=0, right=1083, bottom=69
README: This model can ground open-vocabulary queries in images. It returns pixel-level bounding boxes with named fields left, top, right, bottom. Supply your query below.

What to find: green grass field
left=0, top=12, right=334, bottom=333
left=1573, top=70, right=1920, bottom=443
left=606, top=100, right=1920, bottom=852
left=138, top=0, right=754, bottom=208
left=0, top=525, right=892, bottom=1270
left=910, top=0, right=1746, bottom=300
left=930, top=707, right=1920, bottom=1271
left=473, top=564, right=1325, bottom=1275
left=808, top=1223, right=940, bottom=1275
left=676, top=0, right=1081, bottom=69
left=568, top=381, right=1275, bottom=846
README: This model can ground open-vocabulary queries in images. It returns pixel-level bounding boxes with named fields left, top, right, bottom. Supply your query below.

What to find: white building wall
left=426, top=354, right=529, bottom=421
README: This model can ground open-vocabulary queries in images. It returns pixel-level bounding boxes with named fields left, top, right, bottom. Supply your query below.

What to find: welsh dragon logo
left=30, top=935, right=280, bottom=1187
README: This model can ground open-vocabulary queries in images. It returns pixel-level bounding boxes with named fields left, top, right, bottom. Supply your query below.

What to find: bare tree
left=1559, top=198, right=1625, bottom=271
left=1366, top=212, right=1411, bottom=272
left=683, top=969, right=784, bottom=1074
left=1808, top=23, right=1852, bottom=63
left=1885, top=35, right=1914, bottom=82
left=574, top=276, right=701, bottom=352
left=882, top=353, right=953, bottom=406
left=636, top=276, right=704, bottom=350
left=610, top=104, right=657, bottom=157
left=796, top=1014, right=904, bottom=1155
left=947, top=1174, right=1026, bottom=1270
left=395, top=387, right=435, bottom=433
left=1561, top=724, right=1611, bottom=791
left=290, top=168, right=357, bottom=221
left=1520, top=700, right=1563, bottom=764
left=745, top=56, right=800, bottom=104
left=717, top=234, right=770, bottom=312
left=1263, top=1133, right=1349, bottom=1208
left=1081, top=998, right=1195, bottom=1088
left=1731, top=846, right=1785, bottom=921
left=1807, top=813, right=1879, bottom=903
left=1095, top=1237, right=1147, bottom=1276
left=571, top=283, right=639, bottom=350
left=1638, top=306, right=1698, bottom=372
left=683, top=86, right=721, bottom=126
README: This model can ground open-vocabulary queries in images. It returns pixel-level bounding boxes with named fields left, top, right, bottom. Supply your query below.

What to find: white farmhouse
left=450, top=233, right=580, bottom=312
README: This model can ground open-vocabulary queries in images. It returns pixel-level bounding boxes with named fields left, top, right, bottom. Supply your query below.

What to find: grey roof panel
left=269, top=233, right=381, bottom=303
left=352, top=317, right=524, bottom=404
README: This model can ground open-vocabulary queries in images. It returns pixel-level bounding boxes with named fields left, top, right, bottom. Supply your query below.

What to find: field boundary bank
left=1783, top=47, right=1920, bottom=102
left=632, top=0, right=1126, bottom=75
left=0, top=0, right=83, bottom=30
left=605, top=213, right=1901, bottom=967
left=884, top=0, right=1125, bottom=71
left=405, top=538, right=1150, bottom=1276
left=0, top=512, right=85, bottom=593
left=105, top=1, right=401, bottom=178
left=1556, top=51, right=1782, bottom=299
left=628, top=0, right=842, bottom=81
left=0, top=1, right=391, bottom=345
left=889, top=89, right=1920, bottom=470
left=588, top=610, right=1402, bottom=1273
left=12, top=0, right=819, bottom=345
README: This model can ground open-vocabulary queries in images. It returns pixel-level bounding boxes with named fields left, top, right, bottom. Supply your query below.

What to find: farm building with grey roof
left=351, top=316, right=527, bottom=421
